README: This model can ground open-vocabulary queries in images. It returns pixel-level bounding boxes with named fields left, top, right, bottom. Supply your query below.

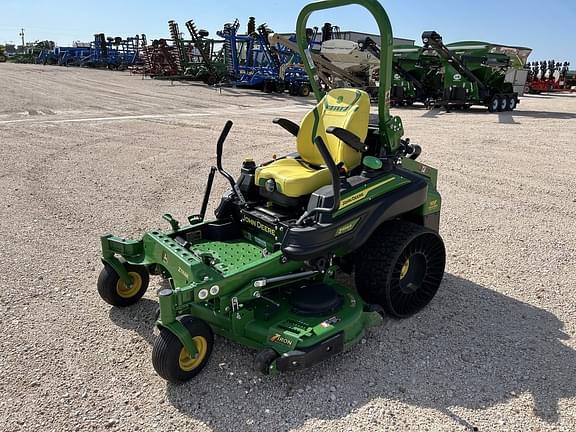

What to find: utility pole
left=19, top=28, right=25, bottom=48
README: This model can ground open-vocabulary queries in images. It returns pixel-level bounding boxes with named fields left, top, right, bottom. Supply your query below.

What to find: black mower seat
left=255, top=88, right=370, bottom=199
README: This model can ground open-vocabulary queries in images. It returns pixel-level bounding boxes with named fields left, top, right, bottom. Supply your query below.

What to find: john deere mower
left=97, top=0, right=446, bottom=383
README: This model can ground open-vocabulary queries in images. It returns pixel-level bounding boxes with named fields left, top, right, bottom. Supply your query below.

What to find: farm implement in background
left=36, top=34, right=144, bottom=69
left=217, top=17, right=311, bottom=95
left=526, top=60, right=574, bottom=94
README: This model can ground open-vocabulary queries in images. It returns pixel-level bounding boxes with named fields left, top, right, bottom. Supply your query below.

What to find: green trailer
left=390, top=44, right=442, bottom=107
left=422, top=31, right=531, bottom=112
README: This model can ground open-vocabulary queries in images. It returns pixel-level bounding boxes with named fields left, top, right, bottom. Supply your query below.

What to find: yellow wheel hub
left=400, top=258, right=410, bottom=280
left=116, top=272, right=142, bottom=299
left=178, top=336, right=208, bottom=371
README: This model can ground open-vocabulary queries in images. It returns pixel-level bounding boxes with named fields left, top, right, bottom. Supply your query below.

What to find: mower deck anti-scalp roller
left=97, top=0, right=446, bottom=384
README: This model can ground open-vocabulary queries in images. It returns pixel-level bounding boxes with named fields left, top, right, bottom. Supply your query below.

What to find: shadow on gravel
left=158, top=273, right=575, bottom=431
left=108, top=298, right=158, bottom=345
left=520, top=94, right=555, bottom=99
left=214, top=87, right=316, bottom=105
left=420, top=107, right=575, bottom=121
left=498, top=110, right=576, bottom=120
left=524, top=93, right=576, bottom=98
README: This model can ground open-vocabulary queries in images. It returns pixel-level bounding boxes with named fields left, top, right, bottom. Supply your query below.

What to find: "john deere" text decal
left=241, top=215, right=276, bottom=237
left=339, top=177, right=397, bottom=210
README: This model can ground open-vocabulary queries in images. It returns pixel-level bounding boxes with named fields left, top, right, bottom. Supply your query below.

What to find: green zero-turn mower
left=97, top=0, right=446, bottom=383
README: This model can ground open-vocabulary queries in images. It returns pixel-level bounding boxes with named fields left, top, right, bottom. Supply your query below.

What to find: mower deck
left=102, top=220, right=382, bottom=371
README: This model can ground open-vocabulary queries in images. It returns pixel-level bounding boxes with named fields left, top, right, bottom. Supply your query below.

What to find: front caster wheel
left=97, top=263, right=149, bottom=307
left=254, top=349, right=279, bottom=375
left=355, top=221, right=446, bottom=318
left=152, top=317, right=214, bottom=383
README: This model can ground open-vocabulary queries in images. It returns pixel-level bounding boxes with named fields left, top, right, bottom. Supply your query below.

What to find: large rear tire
left=354, top=221, right=446, bottom=318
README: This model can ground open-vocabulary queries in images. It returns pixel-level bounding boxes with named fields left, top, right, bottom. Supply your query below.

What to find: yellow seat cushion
left=255, top=88, right=370, bottom=200
left=255, top=159, right=331, bottom=198
left=296, top=88, right=370, bottom=171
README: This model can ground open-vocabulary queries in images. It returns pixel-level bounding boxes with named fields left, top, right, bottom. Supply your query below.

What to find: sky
left=1, top=0, right=574, bottom=65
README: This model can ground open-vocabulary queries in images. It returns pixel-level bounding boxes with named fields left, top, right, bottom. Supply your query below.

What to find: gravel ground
left=0, top=63, right=575, bottom=432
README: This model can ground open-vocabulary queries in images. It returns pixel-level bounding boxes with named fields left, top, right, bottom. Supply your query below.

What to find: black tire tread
left=354, top=220, right=445, bottom=318
left=254, top=349, right=279, bottom=375
left=97, top=264, right=149, bottom=307
left=152, top=317, right=214, bottom=383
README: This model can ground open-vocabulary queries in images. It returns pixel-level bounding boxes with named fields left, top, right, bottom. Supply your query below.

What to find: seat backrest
left=297, top=88, right=370, bottom=171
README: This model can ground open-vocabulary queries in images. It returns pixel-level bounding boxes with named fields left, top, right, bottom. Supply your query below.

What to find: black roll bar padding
left=325, top=126, right=369, bottom=152
left=295, top=136, right=341, bottom=225
left=273, top=118, right=300, bottom=137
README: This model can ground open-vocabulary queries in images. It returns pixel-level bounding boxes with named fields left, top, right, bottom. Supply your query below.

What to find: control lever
left=215, top=120, right=246, bottom=205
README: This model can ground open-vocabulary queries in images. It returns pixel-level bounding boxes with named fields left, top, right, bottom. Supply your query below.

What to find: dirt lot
left=0, top=63, right=575, bottom=432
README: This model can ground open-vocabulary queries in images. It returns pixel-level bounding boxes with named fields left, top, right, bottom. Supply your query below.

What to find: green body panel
left=296, top=0, right=403, bottom=155
left=102, top=223, right=302, bottom=296
left=401, top=157, right=441, bottom=216
left=443, top=62, right=480, bottom=99
left=334, top=174, right=411, bottom=218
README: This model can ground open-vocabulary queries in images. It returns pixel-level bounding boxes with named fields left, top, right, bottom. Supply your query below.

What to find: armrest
left=273, top=118, right=300, bottom=137
left=325, top=127, right=369, bottom=152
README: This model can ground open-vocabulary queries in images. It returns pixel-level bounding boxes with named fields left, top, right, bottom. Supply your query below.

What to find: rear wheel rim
left=398, top=254, right=426, bottom=294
